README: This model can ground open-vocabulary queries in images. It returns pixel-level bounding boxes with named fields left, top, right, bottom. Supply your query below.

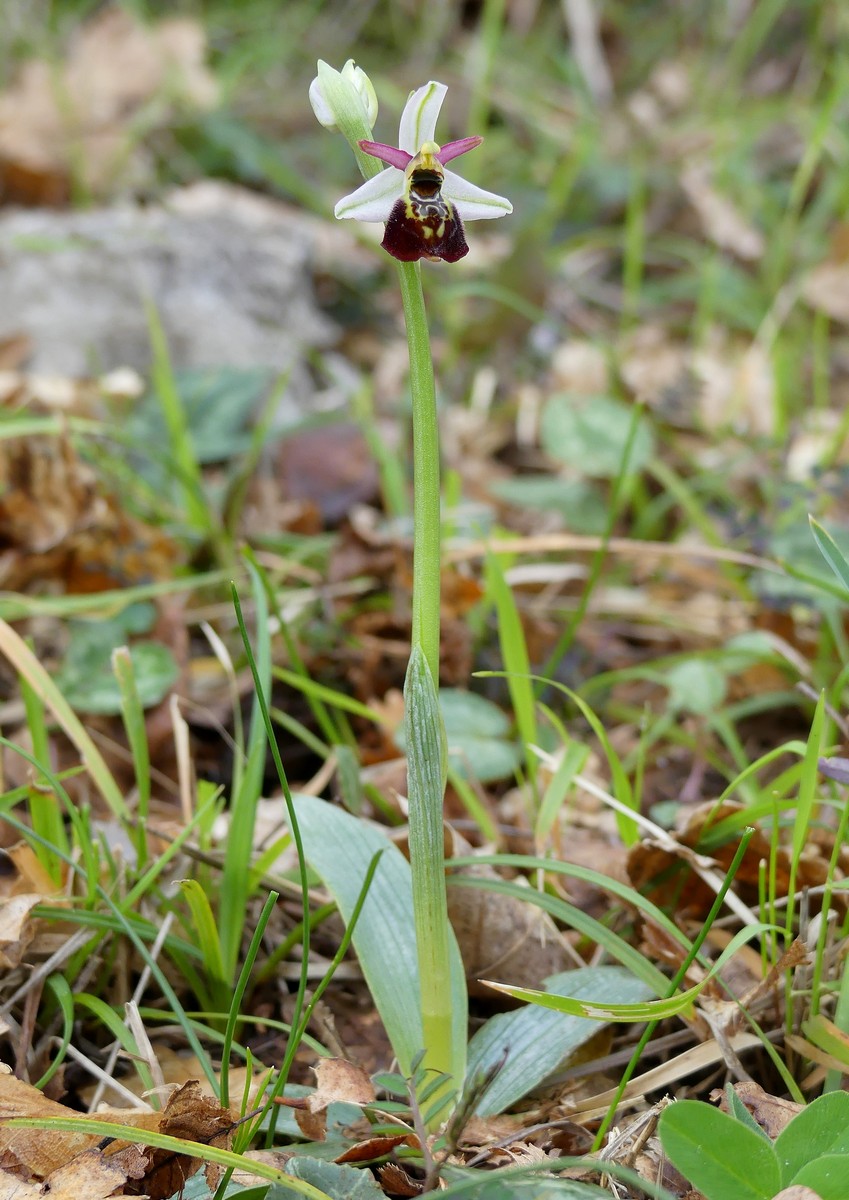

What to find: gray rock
left=0, top=183, right=335, bottom=415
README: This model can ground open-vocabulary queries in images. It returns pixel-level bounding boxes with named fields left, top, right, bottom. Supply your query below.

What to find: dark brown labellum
left=381, top=173, right=469, bottom=263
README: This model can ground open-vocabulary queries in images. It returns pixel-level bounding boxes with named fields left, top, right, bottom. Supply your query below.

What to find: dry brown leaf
left=1, top=846, right=65, bottom=900
left=277, top=423, right=380, bottom=527
left=715, top=1081, right=803, bottom=1138
left=771, top=1188, right=823, bottom=1200
left=0, top=1071, right=105, bottom=1177
left=681, top=163, right=765, bottom=261
left=0, top=895, right=42, bottom=969
left=0, top=1074, right=230, bottom=1198
left=0, top=1147, right=142, bottom=1200
left=142, top=1080, right=232, bottom=1200
left=447, top=866, right=571, bottom=999
left=0, top=416, right=179, bottom=593
left=336, top=1133, right=419, bottom=1164
left=0, top=7, right=217, bottom=204
left=377, top=1161, right=423, bottom=1196
left=802, top=262, right=849, bottom=324
left=627, top=801, right=828, bottom=920
left=293, top=1059, right=375, bottom=1141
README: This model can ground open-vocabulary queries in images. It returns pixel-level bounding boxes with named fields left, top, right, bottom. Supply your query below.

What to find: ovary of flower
left=334, top=81, right=512, bottom=263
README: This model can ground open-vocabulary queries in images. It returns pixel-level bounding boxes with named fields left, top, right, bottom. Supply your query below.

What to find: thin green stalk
left=231, top=582, right=311, bottom=1139
left=220, top=891, right=279, bottom=1111
left=397, top=260, right=465, bottom=1115
left=396, top=260, right=442, bottom=681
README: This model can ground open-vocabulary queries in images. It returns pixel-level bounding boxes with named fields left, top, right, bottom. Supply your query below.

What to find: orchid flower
left=334, top=81, right=512, bottom=263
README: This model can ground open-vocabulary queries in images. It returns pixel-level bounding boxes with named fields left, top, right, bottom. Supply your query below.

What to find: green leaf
left=490, top=476, right=609, bottom=534
left=441, top=688, right=522, bottom=782
left=179, top=880, right=226, bottom=987
left=269, top=1158, right=385, bottom=1199
left=58, top=641, right=177, bottom=715
left=178, top=1175, right=269, bottom=1200
left=440, top=1178, right=609, bottom=1199
left=725, top=1084, right=770, bottom=1141
left=484, top=552, right=538, bottom=785
left=658, top=1101, right=780, bottom=1200
left=53, top=606, right=177, bottom=716
left=402, top=645, right=465, bottom=1112
left=664, top=660, right=727, bottom=715
left=485, top=978, right=701, bottom=1021
left=293, top=794, right=466, bottom=1077
left=467, top=967, right=654, bottom=1117
left=790, top=1153, right=849, bottom=1199
left=487, top=922, right=775, bottom=1021
left=810, top=516, right=849, bottom=596
left=541, top=394, right=654, bottom=478
left=802, top=1014, right=849, bottom=1067
left=128, top=367, right=274, bottom=470
left=773, top=1091, right=849, bottom=1185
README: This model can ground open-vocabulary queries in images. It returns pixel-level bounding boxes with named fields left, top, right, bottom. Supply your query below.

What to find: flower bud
left=309, top=59, right=377, bottom=133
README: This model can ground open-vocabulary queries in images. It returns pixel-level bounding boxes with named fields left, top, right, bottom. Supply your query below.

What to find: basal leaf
left=541, top=393, right=653, bottom=478
left=658, top=1100, right=780, bottom=1200
left=269, top=1158, right=384, bottom=1199
left=773, top=1091, right=849, bottom=1185
left=293, top=795, right=466, bottom=1078
left=467, top=967, right=654, bottom=1117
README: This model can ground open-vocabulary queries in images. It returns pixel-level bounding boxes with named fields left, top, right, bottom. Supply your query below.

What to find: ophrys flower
left=335, top=81, right=512, bottom=263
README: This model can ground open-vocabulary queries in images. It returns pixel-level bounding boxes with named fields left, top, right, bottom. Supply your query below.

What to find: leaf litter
left=2, top=4, right=849, bottom=1199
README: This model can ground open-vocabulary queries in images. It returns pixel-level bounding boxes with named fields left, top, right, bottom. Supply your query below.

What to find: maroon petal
left=381, top=197, right=469, bottom=263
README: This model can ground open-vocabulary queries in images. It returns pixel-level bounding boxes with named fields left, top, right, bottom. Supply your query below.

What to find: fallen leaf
left=143, top=1081, right=232, bottom=1200
left=377, top=1161, right=423, bottom=1196
left=294, top=1059, right=375, bottom=1141
left=0, top=1147, right=143, bottom=1200
left=771, top=1188, right=824, bottom=1200
left=0, top=414, right=179, bottom=593
left=627, top=800, right=828, bottom=920
left=681, top=163, right=765, bottom=261
left=802, top=262, right=849, bottom=324
left=336, top=1133, right=418, bottom=1164
left=278, top=423, right=379, bottom=527
left=714, top=1081, right=803, bottom=1138
left=0, top=1074, right=230, bottom=1198
left=447, top=865, right=571, bottom=999
left=0, top=895, right=42, bottom=969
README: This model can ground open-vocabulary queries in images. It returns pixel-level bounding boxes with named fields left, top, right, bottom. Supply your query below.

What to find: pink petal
left=437, top=136, right=483, bottom=164
left=358, top=140, right=413, bottom=170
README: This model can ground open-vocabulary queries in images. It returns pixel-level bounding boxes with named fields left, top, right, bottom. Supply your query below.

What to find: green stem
left=396, top=261, right=442, bottom=682
left=397, top=261, right=461, bottom=1118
